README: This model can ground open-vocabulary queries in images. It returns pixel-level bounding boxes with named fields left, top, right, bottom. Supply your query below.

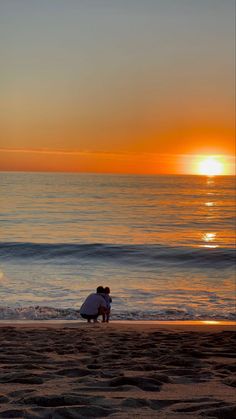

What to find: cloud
left=0, top=147, right=188, bottom=158
left=0, top=147, right=106, bottom=156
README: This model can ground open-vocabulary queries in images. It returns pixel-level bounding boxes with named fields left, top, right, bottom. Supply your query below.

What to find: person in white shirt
left=80, top=286, right=107, bottom=323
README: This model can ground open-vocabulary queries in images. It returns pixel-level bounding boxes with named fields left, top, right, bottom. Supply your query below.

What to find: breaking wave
left=0, top=242, right=235, bottom=268
left=0, top=305, right=235, bottom=321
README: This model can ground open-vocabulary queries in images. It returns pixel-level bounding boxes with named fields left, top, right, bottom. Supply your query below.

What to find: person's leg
left=81, top=314, right=97, bottom=323
left=106, top=309, right=110, bottom=323
left=98, top=306, right=107, bottom=321
left=93, top=315, right=99, bottom=323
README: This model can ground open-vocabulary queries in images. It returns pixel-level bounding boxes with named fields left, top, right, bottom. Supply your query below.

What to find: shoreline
left=0, top=319, right=235, bottom=333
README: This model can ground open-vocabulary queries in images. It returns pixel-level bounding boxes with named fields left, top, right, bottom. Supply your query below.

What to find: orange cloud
left=0, top=148, right=177, bottom=174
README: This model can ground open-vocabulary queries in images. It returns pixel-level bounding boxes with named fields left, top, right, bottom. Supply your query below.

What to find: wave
left=0, top=305, right=235, bottom=321
left=0, top=242, right=235, bottom=268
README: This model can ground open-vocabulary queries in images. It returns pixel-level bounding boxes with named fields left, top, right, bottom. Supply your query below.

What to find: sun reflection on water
left=207, top=177, right=215, bottom=186
left=203, top=233, right=216, bottom=242
left=201, top=232, right=218, bottom=248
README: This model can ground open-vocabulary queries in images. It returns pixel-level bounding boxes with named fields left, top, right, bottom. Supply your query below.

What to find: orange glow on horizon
left=0, top=148, right=235, bottom=175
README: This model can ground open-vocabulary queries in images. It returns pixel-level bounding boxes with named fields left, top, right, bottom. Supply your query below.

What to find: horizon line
left=0, top=169, right=234, bottom=177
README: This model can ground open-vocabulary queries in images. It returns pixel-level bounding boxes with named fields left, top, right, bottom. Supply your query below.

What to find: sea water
left=0, top=172, right=235, bottom=320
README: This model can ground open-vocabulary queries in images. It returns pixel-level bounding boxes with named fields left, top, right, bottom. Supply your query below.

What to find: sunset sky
left=0, top=0, right=235, bottom=174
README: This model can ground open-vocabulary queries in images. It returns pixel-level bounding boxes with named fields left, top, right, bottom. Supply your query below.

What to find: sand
left=0, top=321, right=235, bottom=418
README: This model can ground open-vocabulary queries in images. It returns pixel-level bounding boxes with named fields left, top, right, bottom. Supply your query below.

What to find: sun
left=198, top=156, right=224, bottom=176
left=181, top=153, right=234, bottom=176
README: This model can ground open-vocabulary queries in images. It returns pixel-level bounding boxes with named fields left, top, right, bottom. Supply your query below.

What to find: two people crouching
left=80, top=286, right=112, bottom=323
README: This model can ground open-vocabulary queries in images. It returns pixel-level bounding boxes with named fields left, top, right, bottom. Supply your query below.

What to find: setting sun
left=181, top=154, right=234, bottom=176
left=198, top=157, right=224, bottom=176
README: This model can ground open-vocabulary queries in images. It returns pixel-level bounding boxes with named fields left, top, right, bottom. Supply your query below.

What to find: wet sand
left=0, top=321, right=235, bottom=418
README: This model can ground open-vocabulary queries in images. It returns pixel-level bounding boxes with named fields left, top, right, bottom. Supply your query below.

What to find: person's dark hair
left=104, top=287, right=110, bottom=294
left=96, top=286, right=104, bottom=293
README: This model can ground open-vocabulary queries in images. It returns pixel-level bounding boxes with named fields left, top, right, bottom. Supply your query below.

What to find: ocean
left=0, top=172, right=235, bottom=321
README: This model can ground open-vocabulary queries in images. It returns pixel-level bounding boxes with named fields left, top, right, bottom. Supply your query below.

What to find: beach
left=0, top=321, right=235, bottom=418
left=1, top=1, right=235, bottom=417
